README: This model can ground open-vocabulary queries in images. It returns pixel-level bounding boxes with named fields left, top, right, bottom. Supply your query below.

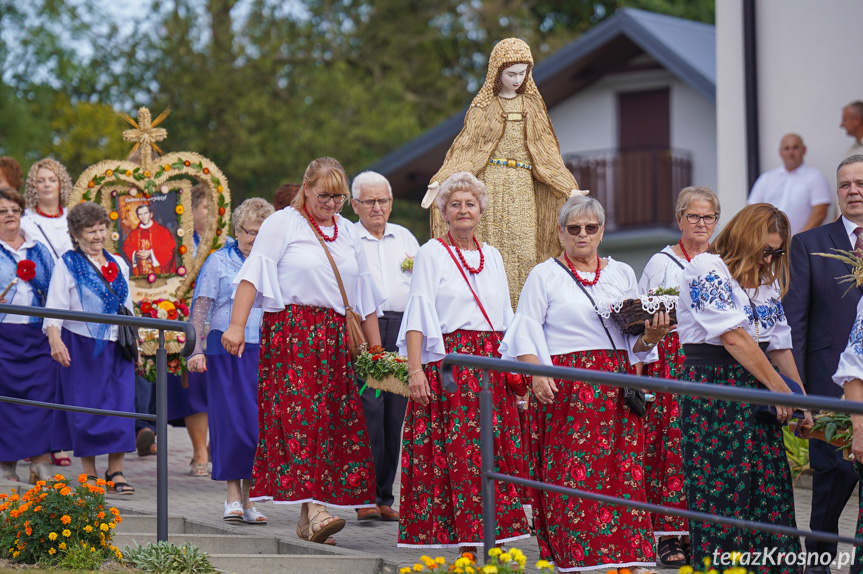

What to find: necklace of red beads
left=448, top=232, right=484, bottom=274
left=564, top=252, right=601, bottom=286
left=678, top=240, right=708, bottom=262
left=35, top=205, right=63, bottom=218
left=303, top=205, right=338, bottom=242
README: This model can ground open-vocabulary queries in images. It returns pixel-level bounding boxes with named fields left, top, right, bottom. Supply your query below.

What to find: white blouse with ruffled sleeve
left=499, top=257, right=650, bottom=367
left=232, top=207, right=383, bottom=317
left=639, top=246, right=686, bottom=293
left=396, top=239, right=512, bottom=364
left=833, top=297, right=863, bottom=388
left=20, top=209, right=73, bottom=261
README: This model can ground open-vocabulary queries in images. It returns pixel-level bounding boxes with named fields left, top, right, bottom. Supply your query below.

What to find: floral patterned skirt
left=531, top=350, right=655, bottom=572
left=642, top=331, right=688, bottom=534
left=398, top=329, right=529, bottom=548
left=679, top=358, right=801, bottom=574
left=249, top=304, right=376, bottom=509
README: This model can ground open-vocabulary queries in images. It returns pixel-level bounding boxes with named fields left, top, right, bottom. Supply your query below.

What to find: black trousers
left=806, top=439, right=859, bottom=562
left=359, top=311, right=408, bottom=507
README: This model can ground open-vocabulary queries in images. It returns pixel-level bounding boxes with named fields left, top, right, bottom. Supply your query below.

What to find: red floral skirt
left=250, top=304, right=376, bottom=508
left=530, top=350, right=655, bottom=572
left=398, top=329, right=530, bottom=548
left=642, top=331, right=688, bottom=534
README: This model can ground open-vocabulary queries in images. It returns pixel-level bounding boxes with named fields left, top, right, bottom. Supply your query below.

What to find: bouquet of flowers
left=608, top=286, right=679, bottom=336
left=355, top=345, right=409, bottom=397
left=135, top=298, right=191, bottom=382
left=137, top=298, right=190, bottom=321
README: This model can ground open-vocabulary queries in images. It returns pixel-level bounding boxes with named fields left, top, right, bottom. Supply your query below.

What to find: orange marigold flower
left=97, top=479, right=107, bottom=486
left=24, top=527, right=32, bottom=536
left=78, top=474, right=88, bottom=484
left=33, top=506, right=41, bottom=512
left=97, top=512, right=105, bottom=519
left=60, top=515, right=71, bottom=525
left=109, top=507, right=119, bottom=516
left=53, top=483, right=64, bottom=490
left=59, top=487, right=71, bottom=496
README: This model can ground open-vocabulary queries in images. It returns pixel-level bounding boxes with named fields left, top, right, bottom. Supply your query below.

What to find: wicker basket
left=609, top=298, right=677, bottom=336
left=364, top=375, right=409, bottom=397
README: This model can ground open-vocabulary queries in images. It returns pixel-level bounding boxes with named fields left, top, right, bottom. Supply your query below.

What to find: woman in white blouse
left=500, top=195, right=668, bottom=573
left=638, top=186, right=720, bottom=565
left=222, top=157, right=382, bottom=545
left=397, top=172, right=529, bottom=550
left=44, top=202, right=136, bottom=494
left=677, top=203, right=813, bottom=570
left=20, top=158, right=74, bottom=262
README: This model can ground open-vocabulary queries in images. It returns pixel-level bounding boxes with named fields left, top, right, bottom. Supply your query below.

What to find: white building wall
left=671, top=80, right=717, bottom=192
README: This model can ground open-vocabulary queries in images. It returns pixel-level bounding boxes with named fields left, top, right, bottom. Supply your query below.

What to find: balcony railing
left=565, top=147, right=692, bottom=231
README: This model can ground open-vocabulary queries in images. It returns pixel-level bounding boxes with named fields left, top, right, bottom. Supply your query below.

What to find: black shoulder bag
left=553, top=258, right=647, bottom=417
left=79, top=250, right=139, bottom=362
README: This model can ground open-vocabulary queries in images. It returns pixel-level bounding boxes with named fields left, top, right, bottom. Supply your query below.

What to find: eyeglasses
left=315, top=192, right=348, bottom=205
left=355, top=198, right=391, bottom=208
left=762, top=247, right=786, bottom=258
left=565, top=224, right=601, bottom=236
left=239, top=225, right=258, bottom=237
left=0, top=208, right=22, bottom=216
left=684, top=213, right=718, bottom=225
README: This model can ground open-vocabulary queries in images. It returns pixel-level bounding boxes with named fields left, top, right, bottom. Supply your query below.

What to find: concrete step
left=115, top=532, right=280, bottom=555
left=208, top=553, right=382, bottom=574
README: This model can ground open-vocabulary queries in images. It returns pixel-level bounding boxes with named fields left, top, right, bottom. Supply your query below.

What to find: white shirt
left=43, top=255, right=133, bottom=340
left=677, top=253, right=791, bottom=351
left=20, top=209, right=73, bottom=261
left=354, top=221, right=420, bottom=313
left=841, top=215, right=861, bottom=248
left=748, top=163, right=832, bottom=235
left=0, top=229, right=39, bottom=325
left=499, top=258, right=649, bottom=367
left=639, top=245, right=687, bottom=294
left=233, top=206, right=382, bottom=317
left=396, top=239, right=512, bottom=364
left=833, top=296, right=863, bottom=388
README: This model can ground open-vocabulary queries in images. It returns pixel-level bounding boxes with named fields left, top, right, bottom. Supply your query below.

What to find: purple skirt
left=167, top=371, right=208, bottom=422
left=55, top=330, right=135, bottom=457
left=0, top=323, right=64, bottom=460
left=207, top=334, right=260, bottom=481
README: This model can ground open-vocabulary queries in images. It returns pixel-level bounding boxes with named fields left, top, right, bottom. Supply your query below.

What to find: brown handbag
left=304, top=215, right=368, bottom=361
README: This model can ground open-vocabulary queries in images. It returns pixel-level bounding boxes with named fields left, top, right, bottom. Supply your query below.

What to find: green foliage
left=782, top=426, right=810, bottom=479
left=123, top=541, right=217, bottom=574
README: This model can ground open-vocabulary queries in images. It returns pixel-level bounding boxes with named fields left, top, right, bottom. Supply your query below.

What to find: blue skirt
left=166, top=371, right=208, bottom=422
left=206, top=330, right=260, bottom=481
left=0, top=323, right=64, bottom=460
left=55, top=330, right=135, bottom=457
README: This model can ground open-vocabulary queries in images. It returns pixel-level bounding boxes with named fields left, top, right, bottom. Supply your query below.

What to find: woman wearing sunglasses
left=637, top=186, right=720, bottom=566
left=676, top=203, right=813, bottom=571
left=500, top=195, right=670, bottom=573
left=222, top=157, right=383, bottom=545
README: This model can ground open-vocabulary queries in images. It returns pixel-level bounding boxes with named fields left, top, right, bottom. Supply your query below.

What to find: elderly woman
left=187, top=198, right=273, bottom=524
left=222, top=157, right=382, bottom=544
left=0, top=187, right=57, bottom=483
left=44, top=202, right=136, bottom=494
left=677, top=203, right=813, bottom=572
left=637, top=186, right=720, bottom=565
left=20, top=158, right=74, bottom=262
left=499, top=195, right=669, bottom=573
left=397, top=171, right=528, bottom=550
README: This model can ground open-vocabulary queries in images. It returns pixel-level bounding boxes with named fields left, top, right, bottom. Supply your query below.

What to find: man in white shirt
left=841, top=101, right=863, bottom=158
left=351, top=171, right=420, bottom=523
left=748, top=133, right=831, bottom=235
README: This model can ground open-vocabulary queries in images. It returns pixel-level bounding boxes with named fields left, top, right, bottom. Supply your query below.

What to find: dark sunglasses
left=565, top=224, right=601, bottom=236
left=762, top=247, right=785, bottom=258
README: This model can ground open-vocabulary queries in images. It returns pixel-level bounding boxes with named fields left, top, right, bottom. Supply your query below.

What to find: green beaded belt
left=488, top=158, right=532, bottom=171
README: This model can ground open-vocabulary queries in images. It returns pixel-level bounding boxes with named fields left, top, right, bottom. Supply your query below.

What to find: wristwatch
left=640, top=334, right=657, bottom=350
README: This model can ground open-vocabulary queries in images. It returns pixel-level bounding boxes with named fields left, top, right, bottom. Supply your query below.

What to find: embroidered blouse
left=638, top=246, right=687, bottom=293
left=833, top=297, right=863, bottom=388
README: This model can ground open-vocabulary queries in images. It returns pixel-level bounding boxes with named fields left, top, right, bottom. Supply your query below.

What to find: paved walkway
left=1, top=425, right=860, bottom=573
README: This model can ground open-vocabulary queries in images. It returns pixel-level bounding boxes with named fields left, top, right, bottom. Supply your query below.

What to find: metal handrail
left=439, top=353, right=863, bottom=561
left=0, top=303, right=196, bottom=543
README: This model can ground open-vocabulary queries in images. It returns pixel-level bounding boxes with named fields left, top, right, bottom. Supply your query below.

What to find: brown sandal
left=296, top=519, right=337, bottom=545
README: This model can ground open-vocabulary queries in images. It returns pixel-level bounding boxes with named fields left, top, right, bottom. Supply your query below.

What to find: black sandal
left=658, top=537, right=686, bottom=567
left=105, top=470, right=135, bottom=496
left=680, top=538, right=691, bottom=563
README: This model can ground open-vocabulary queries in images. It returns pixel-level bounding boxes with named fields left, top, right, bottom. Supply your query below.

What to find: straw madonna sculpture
left=423, top=38, right=586, bottom=303
left=69, top=107, right=231, bottom=359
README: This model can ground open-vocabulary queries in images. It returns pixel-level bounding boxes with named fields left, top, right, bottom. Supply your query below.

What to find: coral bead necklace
left=35, top=205, right=63, bottom=218
left=678, top=240, right=708, bottom=262
left=303, top=205, right=337, bottom=242
left=447, top=231, right=484, bottom=274
left=564, top=252, right=601, bottom=286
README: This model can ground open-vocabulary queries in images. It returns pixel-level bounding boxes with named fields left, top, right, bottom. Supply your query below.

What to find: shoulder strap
left=32, top=220, right=59, bottom=259
left=303, top=214, right=352, bottom=312
left=661, top=250, right=686, bottom=270
left=552, top=257, right=624, bottom=372
left=77, top=249, right=119, bottom=298
left=436, top=238, right=497, bottom=335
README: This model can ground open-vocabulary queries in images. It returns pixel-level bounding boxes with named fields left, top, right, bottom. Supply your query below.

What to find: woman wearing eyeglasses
left=500, top=195, right=670, bottom=573
left=221, top=157, right=383, bottom=545
left=636, top=186, right=720, bottom=565
left=676, top=203, right=813, bottom=571
left=0, top=187, right=58, bottom=483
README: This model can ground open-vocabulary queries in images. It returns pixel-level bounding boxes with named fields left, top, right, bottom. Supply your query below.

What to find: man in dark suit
left=785, top=154, right=863, bottom=574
